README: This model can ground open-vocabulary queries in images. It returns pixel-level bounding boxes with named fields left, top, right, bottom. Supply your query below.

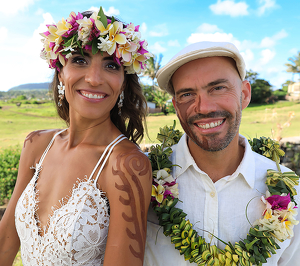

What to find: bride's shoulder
left=22, top=128, right=64, bottom=157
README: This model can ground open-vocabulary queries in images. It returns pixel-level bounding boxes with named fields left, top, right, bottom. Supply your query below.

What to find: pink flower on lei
left=261, top=193, right=291, bottom=216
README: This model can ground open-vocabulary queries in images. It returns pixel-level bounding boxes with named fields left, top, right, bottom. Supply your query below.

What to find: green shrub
left=0, top=146, right=21, bottom=205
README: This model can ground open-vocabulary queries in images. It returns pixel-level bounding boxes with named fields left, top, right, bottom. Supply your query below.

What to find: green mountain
left=9, top=82, right=50, bottom=91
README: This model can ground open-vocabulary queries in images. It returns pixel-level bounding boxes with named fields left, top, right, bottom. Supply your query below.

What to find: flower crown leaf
left=98, top=7, right=108, bottom=28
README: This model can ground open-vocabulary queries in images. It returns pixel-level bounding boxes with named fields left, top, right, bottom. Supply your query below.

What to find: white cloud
left=0, top=0, right=36, bottom=15
left=104, top=7, right=120, bottom=16
left=0, top=12, right=55, bottom=91
left=149, top=42, right=167, bottom=54
left=260, top=29, right=287, bottom=48
left=187, top=32, right=239, bottom=46
left=140, top=22, right=147, bottom=35
left=273, top=29, right=288, bottom=40
left=257, top=0, right=279, bottom=16
left=35, top=8, right=44, bottom=16
left=197, top=23, right=222, bottom=33
left=260, top=49, right=276, bottom=65
left=241, top=49, right=254, bottom=64
left=0, top=27, right=8, bottom=42
left=168, top=40, right=180, bottom=47
left=289, top=48, right=299, bottom=55
left=88, top=6, right=120, bottom=16
left=149, top=24, right=168, bottom=37
left=260, top=37, right=275, bottom=48
left=209, top=0, right=249, bottom=17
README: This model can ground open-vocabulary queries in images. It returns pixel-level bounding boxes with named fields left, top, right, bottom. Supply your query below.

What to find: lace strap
left=38, top=129, right=67, bottom=165
left=90, top=135, right=127, bottom=185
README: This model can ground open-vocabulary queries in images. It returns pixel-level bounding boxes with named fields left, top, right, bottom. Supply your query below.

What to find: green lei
left=149, top=122, right=299, bottom=266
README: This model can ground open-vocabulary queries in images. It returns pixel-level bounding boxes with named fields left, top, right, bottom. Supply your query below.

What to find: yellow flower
left=46, top=17, right=71, bottom=49
left=95, top=20, right=112, bottom=36
left=117, top=41, right=138, bottom=62
left=56, top=18, right=72, bottom=36
left=46, top=25, right=62, bottom=46
left=152, top=184, right=165, bottom=203
left=106, top=21, right=126, bottom=55
left=123, top=53, right=148, bottom=74
left=264, top=209, right=273, bottom=220
left=95, top=21, right=126, bottom=55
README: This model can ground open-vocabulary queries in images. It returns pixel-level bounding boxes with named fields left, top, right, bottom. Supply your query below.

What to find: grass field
left=1, top=101, right=300, bottom=151
left=1, top=100, right=299, bottom=265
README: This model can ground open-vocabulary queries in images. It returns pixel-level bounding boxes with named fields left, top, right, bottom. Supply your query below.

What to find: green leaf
left=98, top=6, right=107, bottom=28
left=92, top=38, right=99, bottom=55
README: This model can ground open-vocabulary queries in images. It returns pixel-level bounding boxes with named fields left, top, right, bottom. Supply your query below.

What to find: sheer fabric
left=15, top=130, right=126, bottom=265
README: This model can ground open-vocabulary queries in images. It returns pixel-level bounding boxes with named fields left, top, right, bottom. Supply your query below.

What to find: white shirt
left=144, top=134, right=300, bottom=266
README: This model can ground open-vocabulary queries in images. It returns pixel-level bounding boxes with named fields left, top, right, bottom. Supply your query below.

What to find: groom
left=144, top=41, right=300, bottom=265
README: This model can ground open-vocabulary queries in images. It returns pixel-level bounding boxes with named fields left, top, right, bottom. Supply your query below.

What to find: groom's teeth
left=197, top=120, right=223, bottom=129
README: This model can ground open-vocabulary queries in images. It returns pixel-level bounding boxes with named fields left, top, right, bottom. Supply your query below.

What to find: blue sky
left=1, top=0, right=299, bottom=92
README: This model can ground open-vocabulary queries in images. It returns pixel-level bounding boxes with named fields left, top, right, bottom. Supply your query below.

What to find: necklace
left=149, top=122, right=299, bottom=266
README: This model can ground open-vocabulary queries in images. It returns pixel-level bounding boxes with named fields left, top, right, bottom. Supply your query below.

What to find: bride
left=0, top=6, right=152, bottom=266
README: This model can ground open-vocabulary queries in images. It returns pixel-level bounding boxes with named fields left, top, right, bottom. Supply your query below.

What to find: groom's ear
left=172, top=97, right=178, bottom=115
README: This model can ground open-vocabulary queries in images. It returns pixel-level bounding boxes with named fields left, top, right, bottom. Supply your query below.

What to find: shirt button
left=210, top=192, right=216, bottom=198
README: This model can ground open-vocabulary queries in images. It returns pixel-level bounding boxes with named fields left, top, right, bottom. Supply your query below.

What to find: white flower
left=77, top=17, right=93, bottom=45
left=64, top=46, right=75, bottom=52
left=97, top=35, right=114, bottom=53
left=123, top=23, right=141, bottom=41
left=168, top=183, right=179, bottom=198
left=157, top=169, right=175, bottom=183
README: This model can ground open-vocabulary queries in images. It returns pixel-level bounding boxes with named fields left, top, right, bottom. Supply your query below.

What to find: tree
left=143, top=54, right=163, bottom=89
left=245, top=70, right=273, bottom=104
left=245, top=69, right=258, bottom=84
left=251, top=79, right=272, bottom=104
left=285, top=51, right=300, bottom=81
left=281, top=80, right=293, bottom=93
left=151, top=89, right=171, bottom=114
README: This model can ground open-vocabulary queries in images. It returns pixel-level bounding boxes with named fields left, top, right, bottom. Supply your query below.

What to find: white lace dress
left=15, top=130, right=126, bottom=265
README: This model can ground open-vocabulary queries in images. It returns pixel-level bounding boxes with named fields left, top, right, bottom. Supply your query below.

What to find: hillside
left=9, top=82, right=50, bottom=91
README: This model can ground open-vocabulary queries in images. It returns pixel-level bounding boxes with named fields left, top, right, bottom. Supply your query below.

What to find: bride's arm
left=103, top=148, right=152, bottom=266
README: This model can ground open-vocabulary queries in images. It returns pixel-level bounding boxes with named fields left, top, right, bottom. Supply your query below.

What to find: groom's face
left=171, top=56, right=250, bottom=151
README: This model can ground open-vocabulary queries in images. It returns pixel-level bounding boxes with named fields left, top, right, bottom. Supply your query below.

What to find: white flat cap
left=156, top=41, right=246, bottom=95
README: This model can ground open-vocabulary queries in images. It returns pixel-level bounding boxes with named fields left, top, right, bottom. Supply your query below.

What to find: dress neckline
left=33, top=130, right=126, bottom=236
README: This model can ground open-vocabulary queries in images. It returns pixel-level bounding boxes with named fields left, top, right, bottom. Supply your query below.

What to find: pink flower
left=266, top=194, right=291, bottom=211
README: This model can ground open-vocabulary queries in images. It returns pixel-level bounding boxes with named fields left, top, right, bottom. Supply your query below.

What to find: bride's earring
left=57, top=81, right=65, bottom=107
left=118, top=91, right=124, bottom=116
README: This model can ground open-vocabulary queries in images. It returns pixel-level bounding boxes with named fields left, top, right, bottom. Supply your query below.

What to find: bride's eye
left=106, top=62, right=121, bottom=70
left=71, top=56, right=87, bottom=65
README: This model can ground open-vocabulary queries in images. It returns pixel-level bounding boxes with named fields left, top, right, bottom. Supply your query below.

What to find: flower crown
left=40, top=7, right=152, bottom=74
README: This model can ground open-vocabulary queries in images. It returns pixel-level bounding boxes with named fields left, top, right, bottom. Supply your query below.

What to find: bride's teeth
left=81, top=92, right=104, bottom=99
left=197, top=120, right=223, bottom=129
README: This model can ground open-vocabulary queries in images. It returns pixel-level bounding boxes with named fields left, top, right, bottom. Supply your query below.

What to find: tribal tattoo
left=112, top=150, right=151, bottom=261
left=24, top=130, right=47, bottom=148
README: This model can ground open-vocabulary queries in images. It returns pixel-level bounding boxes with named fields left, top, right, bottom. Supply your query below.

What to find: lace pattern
left=14, top=130, right=127, bottom=265
left=15, top=173, right=109, bottom=265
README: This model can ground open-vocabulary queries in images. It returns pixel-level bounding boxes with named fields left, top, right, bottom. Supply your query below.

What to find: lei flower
left=40, top=7, right=152, bottom=73
left=149, top=123, right=299, bottom=266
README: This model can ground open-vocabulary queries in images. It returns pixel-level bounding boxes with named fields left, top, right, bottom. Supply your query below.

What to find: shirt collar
left=172, top=134, right=256, bottom=188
